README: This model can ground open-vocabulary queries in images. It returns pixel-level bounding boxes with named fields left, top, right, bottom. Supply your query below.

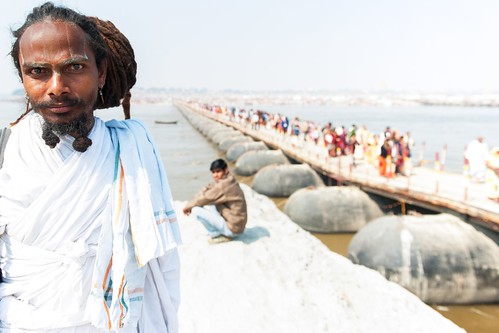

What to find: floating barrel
left=226, top=141, right=269, bottom=162
left=218, top=136, right=253, bottom=152
left=186, top=117, right=203, bottom=129
left=284, top=186, right=383, bottom=232
left=183, top=114, right=217, bottom=135
left=234, top=150, right=290, bottom=176
left=348, top=214, right=499, bottom=304
left=252, top=164, right=324, bottom=197
left=211, top=130, right=240, bottom=144
left=204, top=123, right=233, bottom=136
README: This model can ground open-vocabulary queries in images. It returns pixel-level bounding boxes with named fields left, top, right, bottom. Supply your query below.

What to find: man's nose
left=48, top=72, right=69, bottom=96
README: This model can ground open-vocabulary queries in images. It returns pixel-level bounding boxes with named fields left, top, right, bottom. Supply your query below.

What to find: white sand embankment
left=176, top=184, right=465, bottom=333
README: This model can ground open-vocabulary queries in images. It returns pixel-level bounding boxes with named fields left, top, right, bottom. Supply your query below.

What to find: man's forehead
left=19, top=20, right=91, bottom=63
left=22, top=20, right=84, bottom=41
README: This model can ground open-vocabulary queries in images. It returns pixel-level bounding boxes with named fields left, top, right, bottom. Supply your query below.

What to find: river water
left=0, top=99, right=498, bottom=332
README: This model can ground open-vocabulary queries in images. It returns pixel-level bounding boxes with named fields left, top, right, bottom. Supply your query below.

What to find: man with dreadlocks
left=0, top=2, right=181, bottom=332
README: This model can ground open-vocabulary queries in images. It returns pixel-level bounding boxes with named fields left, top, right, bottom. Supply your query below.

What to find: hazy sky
left=1, top=0, right=499, bottom=94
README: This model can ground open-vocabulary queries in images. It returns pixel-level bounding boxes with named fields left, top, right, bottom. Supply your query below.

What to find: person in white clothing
left=0, top=2, right=181, bottom=332
left=465, top=136, right=490, bottom=182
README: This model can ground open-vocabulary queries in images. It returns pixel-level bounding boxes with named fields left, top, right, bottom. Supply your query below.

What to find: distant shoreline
left=2, top=92, right=499, bottom=108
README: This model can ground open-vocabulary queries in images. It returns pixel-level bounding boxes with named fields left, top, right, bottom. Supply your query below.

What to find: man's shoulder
left=221, top=174, right=243, bottom=190
left=105, top=118, right=147, bottom=131
left=221, top=173, right=237, bottom=183
left=105, top=118, right=153, bottom=138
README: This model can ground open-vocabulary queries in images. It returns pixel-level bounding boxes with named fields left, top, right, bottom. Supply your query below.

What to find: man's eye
left=69, top=64, right=84, bottom=71
left=29, top=68, right=45, bottom=75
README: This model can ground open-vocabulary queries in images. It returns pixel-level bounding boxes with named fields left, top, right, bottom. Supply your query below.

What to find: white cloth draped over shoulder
left=0, top=113, right=181, bottom=332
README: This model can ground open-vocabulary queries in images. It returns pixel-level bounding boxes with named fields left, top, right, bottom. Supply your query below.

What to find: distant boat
left=155, top=120, right=178, bottom=125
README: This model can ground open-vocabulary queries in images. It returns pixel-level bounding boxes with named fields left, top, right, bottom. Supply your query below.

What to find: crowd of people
left=199, top=103, right=415, bottom=178
left=197, top=103, right=499, bottom=201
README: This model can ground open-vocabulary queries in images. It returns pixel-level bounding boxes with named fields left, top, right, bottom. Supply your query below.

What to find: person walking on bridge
left=465, top=136, right=489, bottom=182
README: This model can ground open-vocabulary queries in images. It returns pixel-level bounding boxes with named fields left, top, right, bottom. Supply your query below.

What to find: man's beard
left=31, top=97, right=93, bottom=152
left=32, top=98, right=94, bottom=152
left=40, top=115, right=94, bottom=152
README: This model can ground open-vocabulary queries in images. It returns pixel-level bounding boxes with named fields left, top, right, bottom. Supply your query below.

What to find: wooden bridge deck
left=176, top=102, right=499, bottom=233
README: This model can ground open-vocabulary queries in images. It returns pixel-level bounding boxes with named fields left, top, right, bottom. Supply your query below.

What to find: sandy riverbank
left=176, top=184, right=465, bottom=333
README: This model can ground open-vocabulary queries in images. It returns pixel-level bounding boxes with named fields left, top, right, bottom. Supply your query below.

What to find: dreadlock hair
left=10, top=2, right=137, bottom=125
left=89, top=17, right=137, bottom=119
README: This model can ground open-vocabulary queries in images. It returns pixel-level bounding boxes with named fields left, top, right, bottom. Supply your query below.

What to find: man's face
left=212, top=168, right=228, bottom=181
left=18, top=20, right=106, bottom=132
